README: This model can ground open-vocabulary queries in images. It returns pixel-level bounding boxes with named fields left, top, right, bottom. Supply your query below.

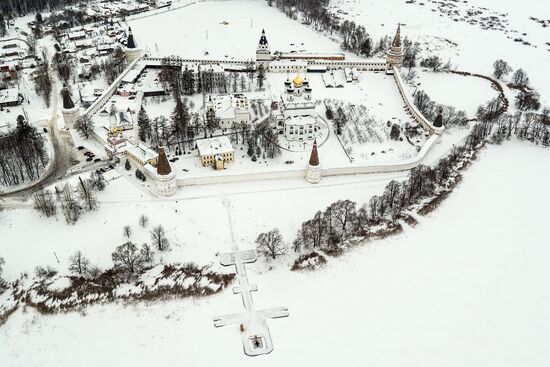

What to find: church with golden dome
left=274, top=73, right=319, bottom=142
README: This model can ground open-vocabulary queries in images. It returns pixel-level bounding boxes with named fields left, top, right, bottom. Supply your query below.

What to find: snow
left=414, top=71, right=498, bottom=116
left=129, top=0, right=362, bottom=61
left=1, top=141, right=549, bottom=366
left=329, top=0, right=550, bottom=105
left=196, top=136, right=234, bottom=156
left=46, top=277, right=72, bottom=292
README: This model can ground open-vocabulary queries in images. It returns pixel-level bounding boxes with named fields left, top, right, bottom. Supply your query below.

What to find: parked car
left=94, top=158, right=101, bottom=162
left=86, top=157, right=93, bottom=162
left=100, top=168, right=106, bottom=173
left=43, top=127, right=48, bottom=133
left=77, top=146, right=85, bottom=150
left=108, top=164, right=115, bottom=169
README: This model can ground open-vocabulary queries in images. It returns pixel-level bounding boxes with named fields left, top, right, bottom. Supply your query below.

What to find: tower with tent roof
left=256, top=29, right=271, bottom=69
left=125, top=27, right=142, bottom=62
left=154, top=146, right=177, bottom=196
left=305, top=140, right=321, bottom=184
left=386, top=24, right=404, bottom=73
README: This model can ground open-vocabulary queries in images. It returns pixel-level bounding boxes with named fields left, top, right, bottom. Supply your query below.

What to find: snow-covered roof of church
left=196, top=136, right=234, bottom=156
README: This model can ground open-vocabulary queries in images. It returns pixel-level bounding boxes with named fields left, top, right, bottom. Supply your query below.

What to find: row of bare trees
left=255, top=120, right=492, bottom=264
left=413, top=90, right=468, bottom=127
left=32, top=172, right=105, bottom=224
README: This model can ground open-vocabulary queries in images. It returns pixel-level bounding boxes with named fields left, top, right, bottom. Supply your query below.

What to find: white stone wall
left=176, top=135, right=441, bottom=187
left=392, top=66, right=445, bottom=135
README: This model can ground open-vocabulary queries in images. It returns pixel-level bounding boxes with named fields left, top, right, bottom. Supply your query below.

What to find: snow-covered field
left=0, top=167, right=406, bottom=279
left=2, top=141, right=549, bottom=366
left=129, top=0, right=359, bottom=61
left=330, top=0, right=550, bottom=104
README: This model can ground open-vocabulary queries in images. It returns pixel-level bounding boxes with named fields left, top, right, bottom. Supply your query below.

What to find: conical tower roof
left=309, top=140, right=319, bottom=166
left=391, top=23, right=401, bottom=48
left=156, top=146, right=172, bottom=175
left=127, top=27, right=136, bottom=49
left=61, top=84, right=75, bottom=109
left=259, top=29, right=268, bottom=46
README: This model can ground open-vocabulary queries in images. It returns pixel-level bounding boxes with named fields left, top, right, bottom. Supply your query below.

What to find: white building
left=275, top=74, right=320, bottom=142
left=206, top=94, right=251, bottom=130
left=280, top=74, right=316, bottom=117
left=268, top=60, right=307, bottom=74
left=283, top=115, right=316, bottom=141
left=196, top=136, right=235, bottom=170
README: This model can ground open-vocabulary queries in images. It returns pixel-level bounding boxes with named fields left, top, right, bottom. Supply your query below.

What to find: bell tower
left=256, top=29, right=271, bottom=69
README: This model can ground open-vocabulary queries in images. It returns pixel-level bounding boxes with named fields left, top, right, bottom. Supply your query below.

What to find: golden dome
left=293, top=74, right=304, bottom=87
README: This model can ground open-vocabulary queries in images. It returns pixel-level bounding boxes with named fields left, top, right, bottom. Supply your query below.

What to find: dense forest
left=0, top=0, right=86, bottom=17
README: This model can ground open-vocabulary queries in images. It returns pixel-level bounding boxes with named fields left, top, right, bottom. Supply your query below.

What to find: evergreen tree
left=0, top=14, right=7, bottom=37
left=171, top=98, right=189, bottom=149
left=257, top=64, right=266, bottom=91
left=137, top=105, right=151, bottom=142
left=205, top=108, right=218, bottom=136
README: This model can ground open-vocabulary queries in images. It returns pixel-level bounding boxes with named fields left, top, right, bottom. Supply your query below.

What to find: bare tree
left=327, top=200, right=357, bottom=241
left=60, top=183, right=81, bottom=224
left=493, top=59, right=512, bottom=80
left=123, top=225, right=132, bottom=239
left=150, top=225, right=169, bottom=251
left=511, top=69, right=529, bottom=88
left=255, top=229, right=286, bottom=260
left=78, top=176, right=97, bottom=211
left=32, top=189, right=57, bottom=217
left=74, top=115, right=94, bottom=139
left=140, top=243, right=155, bottom=264
left=139, top=214, right=149, bottom=228
left=515, top=90, right=541, bottom=111
left=383, top=180, right=401, bottom=210
left=89, top=171, right=106, bottom=191
left=68, top=250, right=90, bottom=275
left=112, top=242, right=144, bottom=274
left=293, top=211, right=329, bottom=252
